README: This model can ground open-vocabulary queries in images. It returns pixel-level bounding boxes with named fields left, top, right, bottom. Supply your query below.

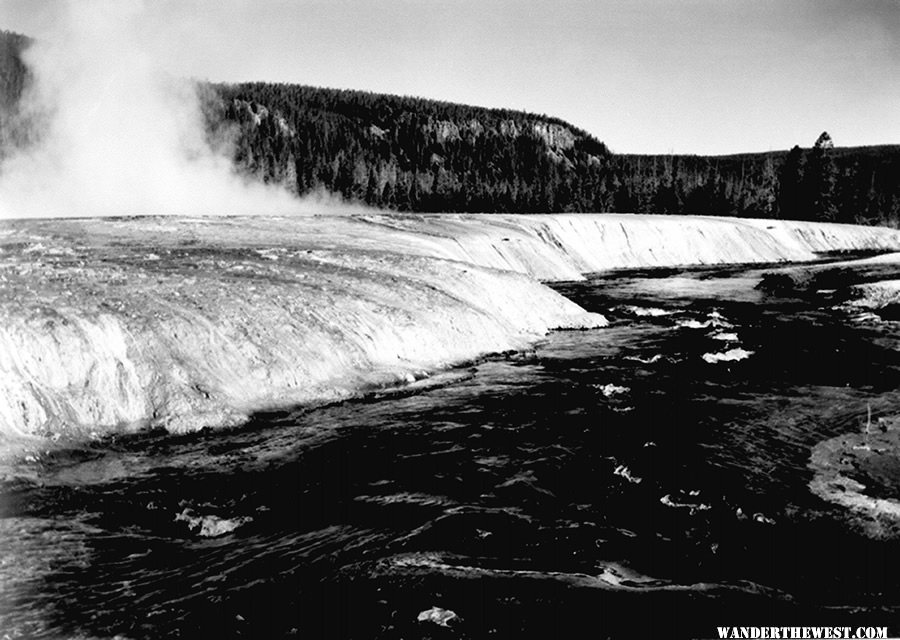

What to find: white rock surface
left=847, top=278, right=900, bottom=309
left=416, top=606, right=458, bottom=627
left=702, top=348, right=754, bottom=364
left=2, top=213, right=899, bottom=450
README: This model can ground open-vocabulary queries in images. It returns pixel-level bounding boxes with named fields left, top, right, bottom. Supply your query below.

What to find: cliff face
left=3, top=213, right=900, bottom=449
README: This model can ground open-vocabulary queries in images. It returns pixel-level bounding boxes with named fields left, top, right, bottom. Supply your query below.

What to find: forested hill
left=209, top=82, right=612, bottom=213
left=212, top=84, right=900, bottom=223
left=2, top=29, right=899, bottom=223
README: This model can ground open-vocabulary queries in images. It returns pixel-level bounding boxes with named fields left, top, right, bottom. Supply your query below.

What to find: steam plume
left=0, top=0, right=306, bottom=219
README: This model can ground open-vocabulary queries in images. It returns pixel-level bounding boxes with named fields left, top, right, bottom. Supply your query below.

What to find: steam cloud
left=0, top=0, right=308, bottom=219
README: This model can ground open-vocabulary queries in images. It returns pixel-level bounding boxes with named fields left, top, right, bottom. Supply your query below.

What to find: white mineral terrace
left=3, top=213, right=900, bottom=449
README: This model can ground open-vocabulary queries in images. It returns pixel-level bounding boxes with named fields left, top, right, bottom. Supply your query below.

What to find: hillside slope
left=210, top=83, right=900, bottom=223
left=210, top=82, right=612, bottom=213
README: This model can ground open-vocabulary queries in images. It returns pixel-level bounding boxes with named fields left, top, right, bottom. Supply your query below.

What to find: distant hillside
left=0, top=30, right=27, bottom=109
left=0, top=30, right=30, bottom=157
left=207, top=85, right=900, bottom=223
left=1, top=29, right=899, bottom=223
left=209, top=82, right=611, bottom=213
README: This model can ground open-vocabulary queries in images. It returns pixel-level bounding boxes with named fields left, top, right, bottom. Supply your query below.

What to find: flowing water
left=4, top=263, right=900, bottom=639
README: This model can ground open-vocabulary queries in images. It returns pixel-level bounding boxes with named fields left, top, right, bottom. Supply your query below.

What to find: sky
left=0, top=0, right=898, bottom=155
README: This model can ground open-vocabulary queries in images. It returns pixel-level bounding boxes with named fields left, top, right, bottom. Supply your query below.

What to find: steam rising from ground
left=0, top=0, right=307, bottom=219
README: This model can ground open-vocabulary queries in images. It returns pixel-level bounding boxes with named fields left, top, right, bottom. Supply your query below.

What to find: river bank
left=3, top=213, right=900, bottom=452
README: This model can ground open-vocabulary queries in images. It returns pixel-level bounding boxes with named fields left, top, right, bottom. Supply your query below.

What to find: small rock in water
left=611, top=406, right=634, bottom=413
left=702, top=347, right=753, bottom=364
left=595, top=383, right=629, bottom=397
left=175, top=508, right=252, bottom=537
left=622, top=305, right=672, bottom=317
left=624, top=354, right=663, bottom=365
left=708, top=310, right=731, bottom=326
left=677, top=319, right=712, bottom=330
left=613, top=464, right=642, bottom=484
left=660, top=493, right=711, bottom=514
left=417, top=606, right=459, bottom=627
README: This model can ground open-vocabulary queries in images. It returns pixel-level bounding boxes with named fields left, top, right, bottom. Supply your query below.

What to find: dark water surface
left=5, top=264, right=900, bottom=639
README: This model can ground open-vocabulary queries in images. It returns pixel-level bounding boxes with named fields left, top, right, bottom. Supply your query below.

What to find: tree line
left=1, top=30, right=898, bottom=224
left=211, top=82, right=900, bottom=225
left=207, top=82, right=613, bottom=213
left=610, top=134, right=900, bottom=225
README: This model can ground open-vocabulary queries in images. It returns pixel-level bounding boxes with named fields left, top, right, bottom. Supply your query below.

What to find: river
left=3, top=261, right=900, bottom=639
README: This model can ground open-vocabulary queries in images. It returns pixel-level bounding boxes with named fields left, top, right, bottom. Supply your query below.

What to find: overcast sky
left=1, top=0, right=898, bottom=154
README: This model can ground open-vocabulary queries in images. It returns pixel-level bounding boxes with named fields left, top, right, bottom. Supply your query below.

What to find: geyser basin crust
left=0, top=214, right=605, bottom=445
left=809, top=418, right=900, bottom=540
left=3, top=213, right=900, bottom=448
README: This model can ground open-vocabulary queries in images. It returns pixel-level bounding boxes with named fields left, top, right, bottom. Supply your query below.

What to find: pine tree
left=364, top=166, right=380, bottom=205
left=803, top=131, right=837, bottom=221
left=777, top=145, right=805, bottom=219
